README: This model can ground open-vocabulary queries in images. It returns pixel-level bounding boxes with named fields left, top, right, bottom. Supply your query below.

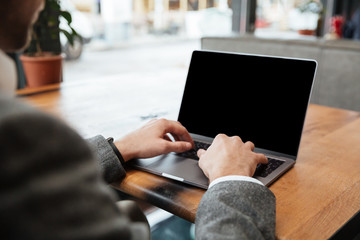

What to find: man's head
left=0, top=0, right=45, bottom=52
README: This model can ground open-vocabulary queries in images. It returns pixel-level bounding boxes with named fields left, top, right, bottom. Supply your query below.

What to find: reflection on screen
left=178, top=51, right=316, bottom=157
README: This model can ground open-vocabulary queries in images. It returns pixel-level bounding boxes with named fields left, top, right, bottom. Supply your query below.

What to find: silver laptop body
left=130, top=50, right=317, bottom=189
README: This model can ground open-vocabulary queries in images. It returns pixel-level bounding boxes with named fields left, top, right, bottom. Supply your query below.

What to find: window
left=255, top=0, right=323, bottom=37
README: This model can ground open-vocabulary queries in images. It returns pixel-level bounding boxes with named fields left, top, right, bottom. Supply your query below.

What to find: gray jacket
left=0, top=94, right=275, bottom=239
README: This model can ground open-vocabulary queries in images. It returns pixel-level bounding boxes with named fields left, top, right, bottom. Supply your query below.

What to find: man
left=0, top=0, right=275, bottom=239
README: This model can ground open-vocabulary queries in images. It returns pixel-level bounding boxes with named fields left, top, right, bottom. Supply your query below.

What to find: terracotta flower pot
left=20, top=53, right=63, bottom=88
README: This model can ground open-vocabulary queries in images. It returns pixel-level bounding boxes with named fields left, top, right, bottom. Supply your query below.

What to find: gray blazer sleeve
left=0, top=97, right=149, bottom=240
left=87, top=135, right=126, bottom=184
left=195, top=181, right=276, bottom=240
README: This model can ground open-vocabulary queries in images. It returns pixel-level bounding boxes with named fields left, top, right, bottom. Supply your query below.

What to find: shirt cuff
left=208, top=175, right=264, bottom=189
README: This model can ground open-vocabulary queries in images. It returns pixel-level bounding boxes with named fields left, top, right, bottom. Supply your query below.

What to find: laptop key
left=254, top=158, right=284, bottom=178
left=177, top=141, right=210, bottom=160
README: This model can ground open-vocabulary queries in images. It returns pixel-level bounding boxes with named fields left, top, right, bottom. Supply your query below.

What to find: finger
left=170, top=133, right=181, bottom=142
left=197, top=149, right=206, bottom=158
left=163, top=134, right=172, bottom=142
left=215, top=133, right=228, bottom=140
left=164, top=133, right=179, bottom=142
left=231, top=135, right=243, bottom=143
left=257, top=153, right=268, bottom=164
left=163, top=140, right=193, bottom=153
left=165, top=120, right=194, bottom=147
left=198, top=158, right=209, bottom=178
left=211, top=133, right=228, bottom=147
left=244, top=141, right=255, bottom=151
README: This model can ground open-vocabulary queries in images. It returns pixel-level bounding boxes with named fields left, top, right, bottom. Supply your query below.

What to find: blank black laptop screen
left=178, top=50, right=317, bottom=157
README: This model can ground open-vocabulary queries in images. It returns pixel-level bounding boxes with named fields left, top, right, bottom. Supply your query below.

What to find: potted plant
left=20, top=0, right=79, bottom=88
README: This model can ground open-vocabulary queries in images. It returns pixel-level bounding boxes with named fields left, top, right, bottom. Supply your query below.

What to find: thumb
left=197, top=149, right=206, bottom=158
left=166, top=141, right=193, bottom=153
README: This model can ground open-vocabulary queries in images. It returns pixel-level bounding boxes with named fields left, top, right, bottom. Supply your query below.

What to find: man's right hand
left=197, top=134, right=268, bottom=184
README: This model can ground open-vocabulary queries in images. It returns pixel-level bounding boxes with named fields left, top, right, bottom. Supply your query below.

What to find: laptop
left=130, top=50, right=317, bottom=189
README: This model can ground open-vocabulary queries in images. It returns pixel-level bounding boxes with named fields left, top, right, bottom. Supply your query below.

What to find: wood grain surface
left=20, top=81, right=360, bottom=240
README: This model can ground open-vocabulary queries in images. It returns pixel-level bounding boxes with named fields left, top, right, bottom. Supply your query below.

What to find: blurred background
left=18, top=1, right=360, bottom=239
left=60, top=0, right=360, bottom=107
left=57, top=0, right=360, bottom=113
left=63, top=0, right=360, bottom=50
left=62, top=0, right=360, bottom=57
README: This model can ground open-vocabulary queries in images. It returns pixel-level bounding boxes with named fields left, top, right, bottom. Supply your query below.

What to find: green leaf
left=60, top=29, right=74, bottom=46
left=70, top=26, right=82, bottom=41
left=48, top=0, right=61, bottom=11
left=60, top=11, right=72, bottom=24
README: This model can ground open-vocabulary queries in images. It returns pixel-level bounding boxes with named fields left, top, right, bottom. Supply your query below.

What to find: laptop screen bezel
left=177, top=50, right=317, bottom=160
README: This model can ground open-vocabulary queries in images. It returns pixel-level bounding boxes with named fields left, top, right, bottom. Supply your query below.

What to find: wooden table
left=19, top=80, right=360, bottom=240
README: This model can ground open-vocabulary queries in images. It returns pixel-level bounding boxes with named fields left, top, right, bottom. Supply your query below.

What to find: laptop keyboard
left=177, top=141, right=210, bottom=160
left=254, top=158, right=284, bottom=178
left=177, top=140, right=284, bottom=178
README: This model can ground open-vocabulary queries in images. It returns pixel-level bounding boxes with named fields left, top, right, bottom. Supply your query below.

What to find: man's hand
left=197, top=134, right=268, bottom=183
left=114, top=119, right=194, bottom=162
